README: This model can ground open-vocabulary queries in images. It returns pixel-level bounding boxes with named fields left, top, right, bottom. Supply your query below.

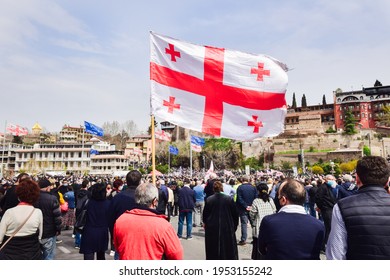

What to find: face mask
left=327, top=181, right=336, bottom=188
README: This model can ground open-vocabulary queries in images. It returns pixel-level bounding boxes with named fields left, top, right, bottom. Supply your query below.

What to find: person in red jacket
left=113, top=183, right=183, bottom=260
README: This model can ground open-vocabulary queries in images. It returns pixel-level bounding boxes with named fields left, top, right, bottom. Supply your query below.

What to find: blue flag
left=84, top=121, right=104, bottom=137
left=90, top=149, right=99, bottom=155
left=190, top=135, right=205, bottom=146
left=169, top=145, right=179, bottom=155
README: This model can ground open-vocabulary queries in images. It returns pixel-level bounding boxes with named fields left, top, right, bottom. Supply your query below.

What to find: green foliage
left=139, top=167, right=146, bottom=174
left=326, top=126, right=337, bottom=133
left=339, top=160, right=357, bottom=173
left=312, top=165, right=324, bottom=174
left=344, top=110, right=357, bottom=135
left=156, top=164, right=168, bottom=174
left=242, top=156, right=262, bottom=170
left=301, top=94, right=307, bottom=107
left=281, top=161, right=292, bottom=170
left=309, top=146, right=315, bottom=152
left=378, top=105, right=390, bottom=127
left=292, top=92, right=297, bottom=109
left=363, top=145, right=371, bottom=156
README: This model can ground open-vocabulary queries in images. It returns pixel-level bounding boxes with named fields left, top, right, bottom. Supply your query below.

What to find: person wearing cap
left=34, top=178, right=63, bottom=260
left=327, top=156, right=390, bottom=259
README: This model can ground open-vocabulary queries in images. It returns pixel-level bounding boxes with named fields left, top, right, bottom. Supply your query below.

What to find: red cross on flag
left=155, top=130, right=172, bottom=141
left=150, top=32, right=288, bottom=141
left=6, top=123, right=28, bottom=136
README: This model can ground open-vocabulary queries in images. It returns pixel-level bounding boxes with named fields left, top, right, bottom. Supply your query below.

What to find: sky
left=1, top=0, right=390, bottom=134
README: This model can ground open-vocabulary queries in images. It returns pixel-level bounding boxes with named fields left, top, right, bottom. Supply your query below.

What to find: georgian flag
left=150, top=32, right=288, bottom=141
left=6, top=124, right=28, bottom=136
left=155, top=130, right=172, bottom=141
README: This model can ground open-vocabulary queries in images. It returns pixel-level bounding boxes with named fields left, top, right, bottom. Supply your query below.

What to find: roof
left=32, top=123, right=42, bottom=130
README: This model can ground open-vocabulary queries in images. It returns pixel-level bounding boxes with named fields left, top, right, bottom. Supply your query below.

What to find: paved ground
left=55, top=213, right=253, bottom=260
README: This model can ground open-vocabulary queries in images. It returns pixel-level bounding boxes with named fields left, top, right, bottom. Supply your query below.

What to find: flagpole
left=82, top=126, right=85, bottom=175
left=1, top=120, right=7, bottom=178
left=151, top=115, right=156, bottom=186
left=168, top=145, right=170, bottom=175
left=190, top=136, right=193, bottom=178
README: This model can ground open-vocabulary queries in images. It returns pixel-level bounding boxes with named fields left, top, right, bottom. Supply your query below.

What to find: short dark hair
left=356, top=156, right=390, bottom=186
left=126, top=170, right=142, bottom=187
left=81, top=179, right=89, bottom=189
left=16, top=172, right=30, bottom=183
left=16, top=179, right=40, bottom=204
left=90, top=183, right=106, bottom=201
left=279, top=179, right=306, bottom=206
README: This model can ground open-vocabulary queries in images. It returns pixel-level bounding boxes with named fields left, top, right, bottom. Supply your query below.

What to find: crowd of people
left=1, top=155, right=390, bottom=260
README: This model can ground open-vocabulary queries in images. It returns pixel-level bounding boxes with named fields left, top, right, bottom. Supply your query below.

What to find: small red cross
left=247, top=115, right=263, bottom=133
left=163, top=96, right=180, bottom=113
left=165, top=44, right=181, bottom=62
left=251, top=62, right=270, bottom=81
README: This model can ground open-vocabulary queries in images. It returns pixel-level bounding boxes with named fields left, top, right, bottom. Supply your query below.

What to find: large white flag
left=150, top=32, right=288, bottom=141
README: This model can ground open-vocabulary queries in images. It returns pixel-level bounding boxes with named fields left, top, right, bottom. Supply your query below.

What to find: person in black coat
left=0, top=173, right=30, bottom=215
left=35, top=178, right=62, bottom=260
left=203, top=180, right=239, bottom=260
left=79, top=183, right=110, bottom=260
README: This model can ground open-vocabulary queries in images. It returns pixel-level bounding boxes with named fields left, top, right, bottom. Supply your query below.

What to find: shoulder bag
left=74, top=200, right=89, bottom=233
left=0, top=208, right=35, bottom=252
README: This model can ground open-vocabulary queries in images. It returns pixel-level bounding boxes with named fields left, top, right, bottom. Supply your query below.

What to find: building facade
left=334, top=85, right=390, bottom=130
left=59, top=125, right=92, bottom=143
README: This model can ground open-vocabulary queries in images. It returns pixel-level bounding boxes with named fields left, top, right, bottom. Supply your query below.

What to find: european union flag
left=84, top=121, right=104, bottom=137
left=169, top=145, right=179, bottom=155
left=190, top=135, right=205, bottom=146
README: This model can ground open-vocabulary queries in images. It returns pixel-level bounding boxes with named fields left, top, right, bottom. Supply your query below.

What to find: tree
left=339, top=160, right=357, bottom=173
left=322, top=94, right=327, bottom=106
left=122, top=120, right=139, bottom=137
left=102, top=121, right=121, bottom=136
left=301, top=94, right=307, bottom=107
left=291, top=92, right=297, bottom=109
left=378, top=105, right=390, bottom=127
left=344, top=110, right=357, bottom=135
left=363, top=145, right=371, bottom=156
left=312, top=165, right=324, bottom=175
left=374, top=80, right=382, bottom=87
left=148, top=119, right=158, bottom=134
